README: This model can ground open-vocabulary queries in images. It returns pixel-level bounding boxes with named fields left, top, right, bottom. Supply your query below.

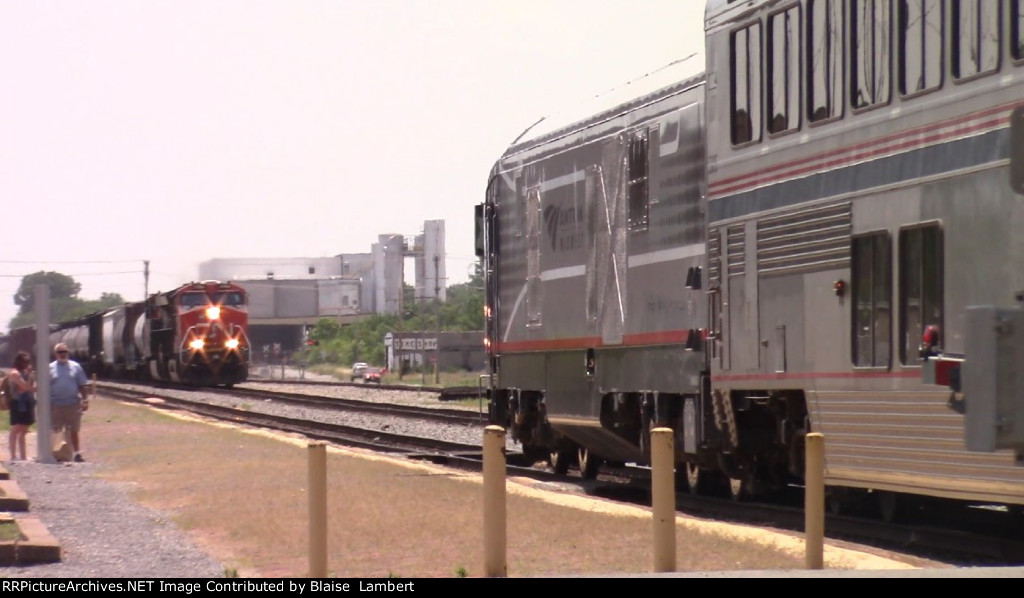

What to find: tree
left=98, top=292, right=126, bottom=305
left=442, top=261, right=484, bottom=331
left=300, top=261, right=486, bottom=368
left=8, top=272, right=126, bottom=330
left=15, top=271, right=81, bottom=315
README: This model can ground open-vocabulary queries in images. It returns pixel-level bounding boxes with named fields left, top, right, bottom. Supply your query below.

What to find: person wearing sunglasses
left=49, top=343, right=89, bottom=463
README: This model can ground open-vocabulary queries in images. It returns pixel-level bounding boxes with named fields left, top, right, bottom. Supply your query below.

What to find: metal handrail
left=477, top=373, right=492, bottom=420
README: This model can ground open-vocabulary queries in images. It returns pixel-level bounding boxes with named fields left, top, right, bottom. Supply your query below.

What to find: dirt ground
left=13, top=395, right=946, bottom=578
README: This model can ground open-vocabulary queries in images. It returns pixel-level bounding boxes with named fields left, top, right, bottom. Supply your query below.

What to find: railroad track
left=244, top=373, right=487, bottom=402
left=209, top=384, right=485, bottom=426
left=97, top=384, right=483, bottom=458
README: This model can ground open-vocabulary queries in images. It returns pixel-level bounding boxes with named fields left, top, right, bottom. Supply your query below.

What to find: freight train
left=0, top=280, right=250, bottom=387
left=476, top=0, right=1024, bottom=518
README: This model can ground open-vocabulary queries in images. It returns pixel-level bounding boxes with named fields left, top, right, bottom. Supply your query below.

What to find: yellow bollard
left=482, top=425, right=507, bottom=577
left=308, top=441, right=328, bottom=578
left=651, top=427, right=676, bottom=572
left=805, top=432, right=825, bottom=569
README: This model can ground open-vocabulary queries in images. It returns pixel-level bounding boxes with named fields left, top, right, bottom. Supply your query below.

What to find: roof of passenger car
left=504, top=53, right=704, bottom=154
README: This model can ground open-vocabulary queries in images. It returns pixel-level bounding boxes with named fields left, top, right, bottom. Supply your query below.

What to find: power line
left=0, top=259, right=143, bottom=264
left=0, top=271, right=144, bottom=278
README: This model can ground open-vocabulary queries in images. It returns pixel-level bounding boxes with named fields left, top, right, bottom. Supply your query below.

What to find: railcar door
left=722, top=222, right=759, bottom=372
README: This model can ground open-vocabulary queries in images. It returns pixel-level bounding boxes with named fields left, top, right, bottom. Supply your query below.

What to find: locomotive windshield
left=214, top=292, right=244, bottom=306
left=179, top=291, right=244, bottom=308
left=179, top=293, right=208, bottom=308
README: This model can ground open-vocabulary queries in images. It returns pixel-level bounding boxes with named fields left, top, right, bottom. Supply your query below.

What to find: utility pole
left=418, top=294, right=426, bottom=386
left=397, top=261, right=403, bottom=381
left=434, top=255, right=441, bottom=384
left=144, top=260, right=150, bottom=299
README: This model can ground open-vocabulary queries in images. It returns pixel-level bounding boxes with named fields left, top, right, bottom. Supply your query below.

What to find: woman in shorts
left=7, top=351, right=37, bottom=461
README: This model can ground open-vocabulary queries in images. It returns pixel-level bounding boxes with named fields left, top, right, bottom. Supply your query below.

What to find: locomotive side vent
left=757, top=202, right=851, bottom=276
left=726, top=226, right=745, bottom=277
left=707, top=229, right=721, bottom=287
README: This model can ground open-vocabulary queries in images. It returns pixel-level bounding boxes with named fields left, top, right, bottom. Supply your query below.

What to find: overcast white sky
left=0, top=0, right=706, bottom=331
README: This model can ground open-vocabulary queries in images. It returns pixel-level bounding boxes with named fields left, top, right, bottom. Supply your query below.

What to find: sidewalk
left=0, top=434, right=66, bottom=566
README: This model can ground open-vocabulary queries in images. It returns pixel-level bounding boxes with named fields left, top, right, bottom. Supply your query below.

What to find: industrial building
left=198, top=220, right=448, bottom=357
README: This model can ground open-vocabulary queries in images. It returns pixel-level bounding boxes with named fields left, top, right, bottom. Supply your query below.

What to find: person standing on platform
left=49, top=342, right=89, bottom=462
left=7, top=351, right=37, bottom=461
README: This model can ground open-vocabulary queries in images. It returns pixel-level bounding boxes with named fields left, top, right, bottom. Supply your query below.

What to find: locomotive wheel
left=577, top=448, right=601, bottom=479
left=827, top=494, right=844, bottom=516
left=684, top=462, right=715, bottom=495
left=522, top=445, right=550, bottom=465
left=549, top=448, right=572, bottom=475
left=729, top=477, right=747, bottom=501
left=877, top=491, right=899, bottom=523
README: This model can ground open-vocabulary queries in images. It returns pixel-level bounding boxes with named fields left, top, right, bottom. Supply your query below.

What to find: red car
left=363, top=367, right=383, bottom=384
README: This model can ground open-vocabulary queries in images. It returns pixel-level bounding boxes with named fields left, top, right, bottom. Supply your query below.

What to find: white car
left=350, top=362, right=368, bottom=382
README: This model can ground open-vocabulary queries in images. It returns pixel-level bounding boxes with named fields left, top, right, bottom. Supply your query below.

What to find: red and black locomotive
left=0, top=280, right=250, bottom=387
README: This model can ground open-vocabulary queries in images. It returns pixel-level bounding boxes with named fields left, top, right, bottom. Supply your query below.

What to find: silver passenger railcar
left=703, top=0, right=1024, bottom=514
left=478, top=0, right=1024, bottom=518
left=478, top=57, right=708, bottom=476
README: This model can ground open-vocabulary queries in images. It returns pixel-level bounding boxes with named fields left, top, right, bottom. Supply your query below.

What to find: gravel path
left=0, top=458, right=226, bottom=578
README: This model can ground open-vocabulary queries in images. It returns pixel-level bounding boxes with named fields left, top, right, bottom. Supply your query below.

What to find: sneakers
left=73, top=454, right=84, bottom=463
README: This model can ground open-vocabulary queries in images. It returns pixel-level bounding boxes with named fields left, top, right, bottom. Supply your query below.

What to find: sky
left=0, top=0, right=706, bottom=332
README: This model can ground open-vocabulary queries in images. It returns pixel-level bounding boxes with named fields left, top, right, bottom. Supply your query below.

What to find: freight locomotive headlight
left=205, top=306, right=221, bottom=320
left=189, top=338, right=205, bottom=350
left=225, top=338, right=239, bottom=350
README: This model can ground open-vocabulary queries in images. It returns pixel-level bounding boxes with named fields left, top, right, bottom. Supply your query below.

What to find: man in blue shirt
left=49, top=342, right=89, bottom=462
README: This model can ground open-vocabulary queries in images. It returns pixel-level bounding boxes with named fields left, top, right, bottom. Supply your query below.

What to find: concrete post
left=805, top=432, right=825, bottom=569
left=483, top=425, right=507, bottom=577
left=34, top=284, right=55, bottom=464
left=308, top=441, right=328, bottom=577
left=651, top=427, right=676, bottom=572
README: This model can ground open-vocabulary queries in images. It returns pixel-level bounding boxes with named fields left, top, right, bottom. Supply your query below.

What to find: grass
left=0, top=520, right=21, bottom=542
